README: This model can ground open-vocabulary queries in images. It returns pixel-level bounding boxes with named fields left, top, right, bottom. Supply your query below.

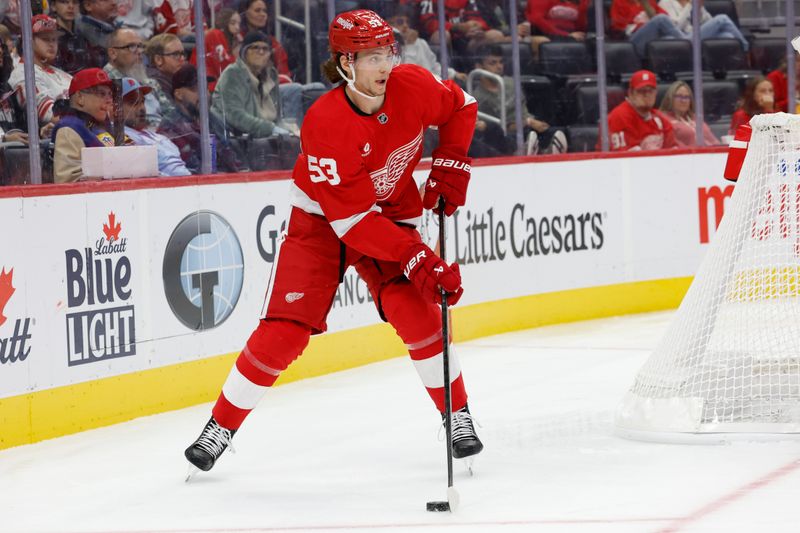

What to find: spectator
left=658, top=0, right=748, bottom=51
left=610, top=0, right=687, bottom=57
left=145, top=33, right=184, bottom=116
left=104, top=28, right=161, bottom=126
left=0, top=37, right=26, bottom=144
left=116, top=0, right=156, bottom=39
left=238, top=0, right=291, bottom=81
left=729, top=76, right=775, bottom=134
left=52, top=0, right=103, bottom=73
left=0, top=25, right=19, bottom=68
left=767, top=55, right=800, bottom=113
left=212, top=31, right=288, bottom=138
left=120, top=77, right=190, bottom=176
left=388, top=8, right=466, bottom=82
left=190, top=23, right=236, bottom=92
left=527, top=0, right=589, bottom=41
left=417, top=0, right=504, bottom=53
left=659, top=80, right=719, bottom=146
left=237, top=0, right=323, bottom=123
left=158, top=63, right=243, bottom=173
left=606, top=69, right=677, bottom=151
left=9, top=15, right=72, bottom=126
left=75, top=0, right=120, bottom=51
left=471, top=44, right=567, bottom=154
left=52, top=67, right=116, bottom=183
left=153, top=0, right=193, bottom=36
left=215, top=8, right=243, bottom=58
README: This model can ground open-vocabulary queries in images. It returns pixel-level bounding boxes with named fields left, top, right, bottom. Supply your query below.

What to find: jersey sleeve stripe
left=330, top=206, right=382, bottom=238
left=461, top=89, right=477, bottom=108
left=289, top=182, right=324, bottom=216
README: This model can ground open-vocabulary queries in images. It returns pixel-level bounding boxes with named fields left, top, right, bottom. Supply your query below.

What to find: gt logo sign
left=403, top=249, right=427, bottom=278
left=432, top=158, right=471, bottom=172
left=308, top=155, right=341, bottom=185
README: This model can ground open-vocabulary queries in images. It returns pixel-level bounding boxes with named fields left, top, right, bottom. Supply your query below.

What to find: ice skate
left=442, top=405, right=483, bottom=474
left=184, top=417, right=236, bottom=481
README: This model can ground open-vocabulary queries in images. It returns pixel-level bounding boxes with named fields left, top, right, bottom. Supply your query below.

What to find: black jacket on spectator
left=74, top=15, right=117, bottom=60
left=57, top=23, right=105, bottom=73
left=158, top=106, right=243, bottom=174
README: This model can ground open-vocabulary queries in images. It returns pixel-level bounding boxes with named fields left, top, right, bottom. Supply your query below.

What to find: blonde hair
left=659, top=80, right=694, bottom=119
left=145, top=33, right=182, bottom=63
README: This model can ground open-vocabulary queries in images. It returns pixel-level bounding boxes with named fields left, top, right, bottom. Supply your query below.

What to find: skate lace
left=438, top=409, right=481, bottom=442
left=196, top=421, right=234, bottom=458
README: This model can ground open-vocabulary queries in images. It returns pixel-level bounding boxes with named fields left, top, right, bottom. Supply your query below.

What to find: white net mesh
left=616, top=113, right=800, bottom=440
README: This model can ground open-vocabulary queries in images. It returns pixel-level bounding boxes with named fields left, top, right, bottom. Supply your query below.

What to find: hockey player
left=185, top=9, right=483, bottom=474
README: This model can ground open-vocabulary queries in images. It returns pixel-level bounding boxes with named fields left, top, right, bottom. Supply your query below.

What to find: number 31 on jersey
left=308, top=155, right=341, bottom=185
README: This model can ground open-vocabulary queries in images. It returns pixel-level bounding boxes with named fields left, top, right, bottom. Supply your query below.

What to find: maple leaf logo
left=0, top=268, right=15, bottom=328
left=103, top=211, right=122, bottom=242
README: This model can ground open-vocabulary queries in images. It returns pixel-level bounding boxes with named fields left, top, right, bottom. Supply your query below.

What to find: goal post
left=616, top=113, right=800, bottom=442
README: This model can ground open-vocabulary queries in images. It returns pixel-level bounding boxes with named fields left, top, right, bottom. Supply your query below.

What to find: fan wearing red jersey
left=185, top=9, right=483, bottom=476
left=603, top=69, right=677, bottom=152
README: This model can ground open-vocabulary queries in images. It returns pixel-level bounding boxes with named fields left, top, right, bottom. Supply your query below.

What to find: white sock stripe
left=412, top=349, right=462, bottom=389
left=242, top=345, right=282, bottom=377
left=221, top=365, right=269, bottom=410
left=406, top=330, right=443, bottom=351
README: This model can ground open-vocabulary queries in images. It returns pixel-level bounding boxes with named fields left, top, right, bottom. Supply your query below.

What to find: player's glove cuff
left=423, top=149, right=472, bottom=216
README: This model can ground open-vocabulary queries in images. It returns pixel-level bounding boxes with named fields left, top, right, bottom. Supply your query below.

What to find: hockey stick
left=426, top=199, right=459, bottom=513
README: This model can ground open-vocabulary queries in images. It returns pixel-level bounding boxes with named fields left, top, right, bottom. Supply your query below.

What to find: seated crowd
left=0, top=0, right=791, bottom=184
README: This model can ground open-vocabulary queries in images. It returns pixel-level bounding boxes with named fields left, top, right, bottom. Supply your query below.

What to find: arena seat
left=576, top=84, right=626, bottom=124
left=750, top=37, right=786, bottom=73
left=604, top=42, right=641, bottom=83
left=0, top=143, right=53, bottom=186
left=646, top=40, right=693, bottom=80
left=701, top=39, right=758, bottom=81
left=702, top=80, right=740, bottom=121
left=704, top=0, right=741, bottom=27
left=538, top=42, right=594, bottom=77
left=566, top=125, right=598, bottom=152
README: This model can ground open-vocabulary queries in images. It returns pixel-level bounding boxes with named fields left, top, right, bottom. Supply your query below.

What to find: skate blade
left=185, top=464, right=201, bottom=483
left=459, top=456, right=476, bottom=476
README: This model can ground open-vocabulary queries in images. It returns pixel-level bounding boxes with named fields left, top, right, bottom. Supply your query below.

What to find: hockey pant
left=212, top=208, right=468, bottom=430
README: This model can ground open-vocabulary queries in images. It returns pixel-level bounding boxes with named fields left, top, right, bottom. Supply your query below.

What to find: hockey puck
left=426, top=501, right=450, bottom=512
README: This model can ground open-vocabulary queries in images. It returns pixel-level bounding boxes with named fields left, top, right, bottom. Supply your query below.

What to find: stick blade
left=447, top=486, right=460, bottom=511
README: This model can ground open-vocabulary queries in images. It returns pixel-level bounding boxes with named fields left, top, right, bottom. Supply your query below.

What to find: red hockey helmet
left=329, top=9, right=396, bottom=55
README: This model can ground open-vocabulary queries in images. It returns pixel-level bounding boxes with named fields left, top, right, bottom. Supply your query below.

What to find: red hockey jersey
left=290, top=64, right=477, bottom=263
left=605, top=99, right=676, bottom=151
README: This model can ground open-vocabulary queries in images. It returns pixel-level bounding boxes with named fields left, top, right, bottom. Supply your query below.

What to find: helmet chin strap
left=337, top=63, right=381, bottom=101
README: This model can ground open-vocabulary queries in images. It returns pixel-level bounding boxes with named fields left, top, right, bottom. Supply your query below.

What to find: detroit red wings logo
left=369, top=129, right=423, bottom=201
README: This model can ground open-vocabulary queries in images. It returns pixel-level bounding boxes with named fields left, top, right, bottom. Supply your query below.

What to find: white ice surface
left=3, top=311, right=800, bottom=533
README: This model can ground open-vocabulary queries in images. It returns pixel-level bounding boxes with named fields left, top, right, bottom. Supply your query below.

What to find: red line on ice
left=656, top=458, right=800, bottom=533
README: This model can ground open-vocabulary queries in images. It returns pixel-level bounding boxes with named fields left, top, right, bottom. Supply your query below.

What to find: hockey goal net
left=616, top=113, right=800, bottom=442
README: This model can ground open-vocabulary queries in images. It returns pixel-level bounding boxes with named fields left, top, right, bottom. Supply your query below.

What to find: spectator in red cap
left=9, top=14, right=73, bottom=126
left=604, top=69, right=676, bottom=151
left=52, top=67, right=117, bottom=183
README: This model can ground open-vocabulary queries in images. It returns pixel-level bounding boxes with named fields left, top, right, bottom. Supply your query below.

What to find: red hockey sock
left=212, top=319, right=311, bottom=430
